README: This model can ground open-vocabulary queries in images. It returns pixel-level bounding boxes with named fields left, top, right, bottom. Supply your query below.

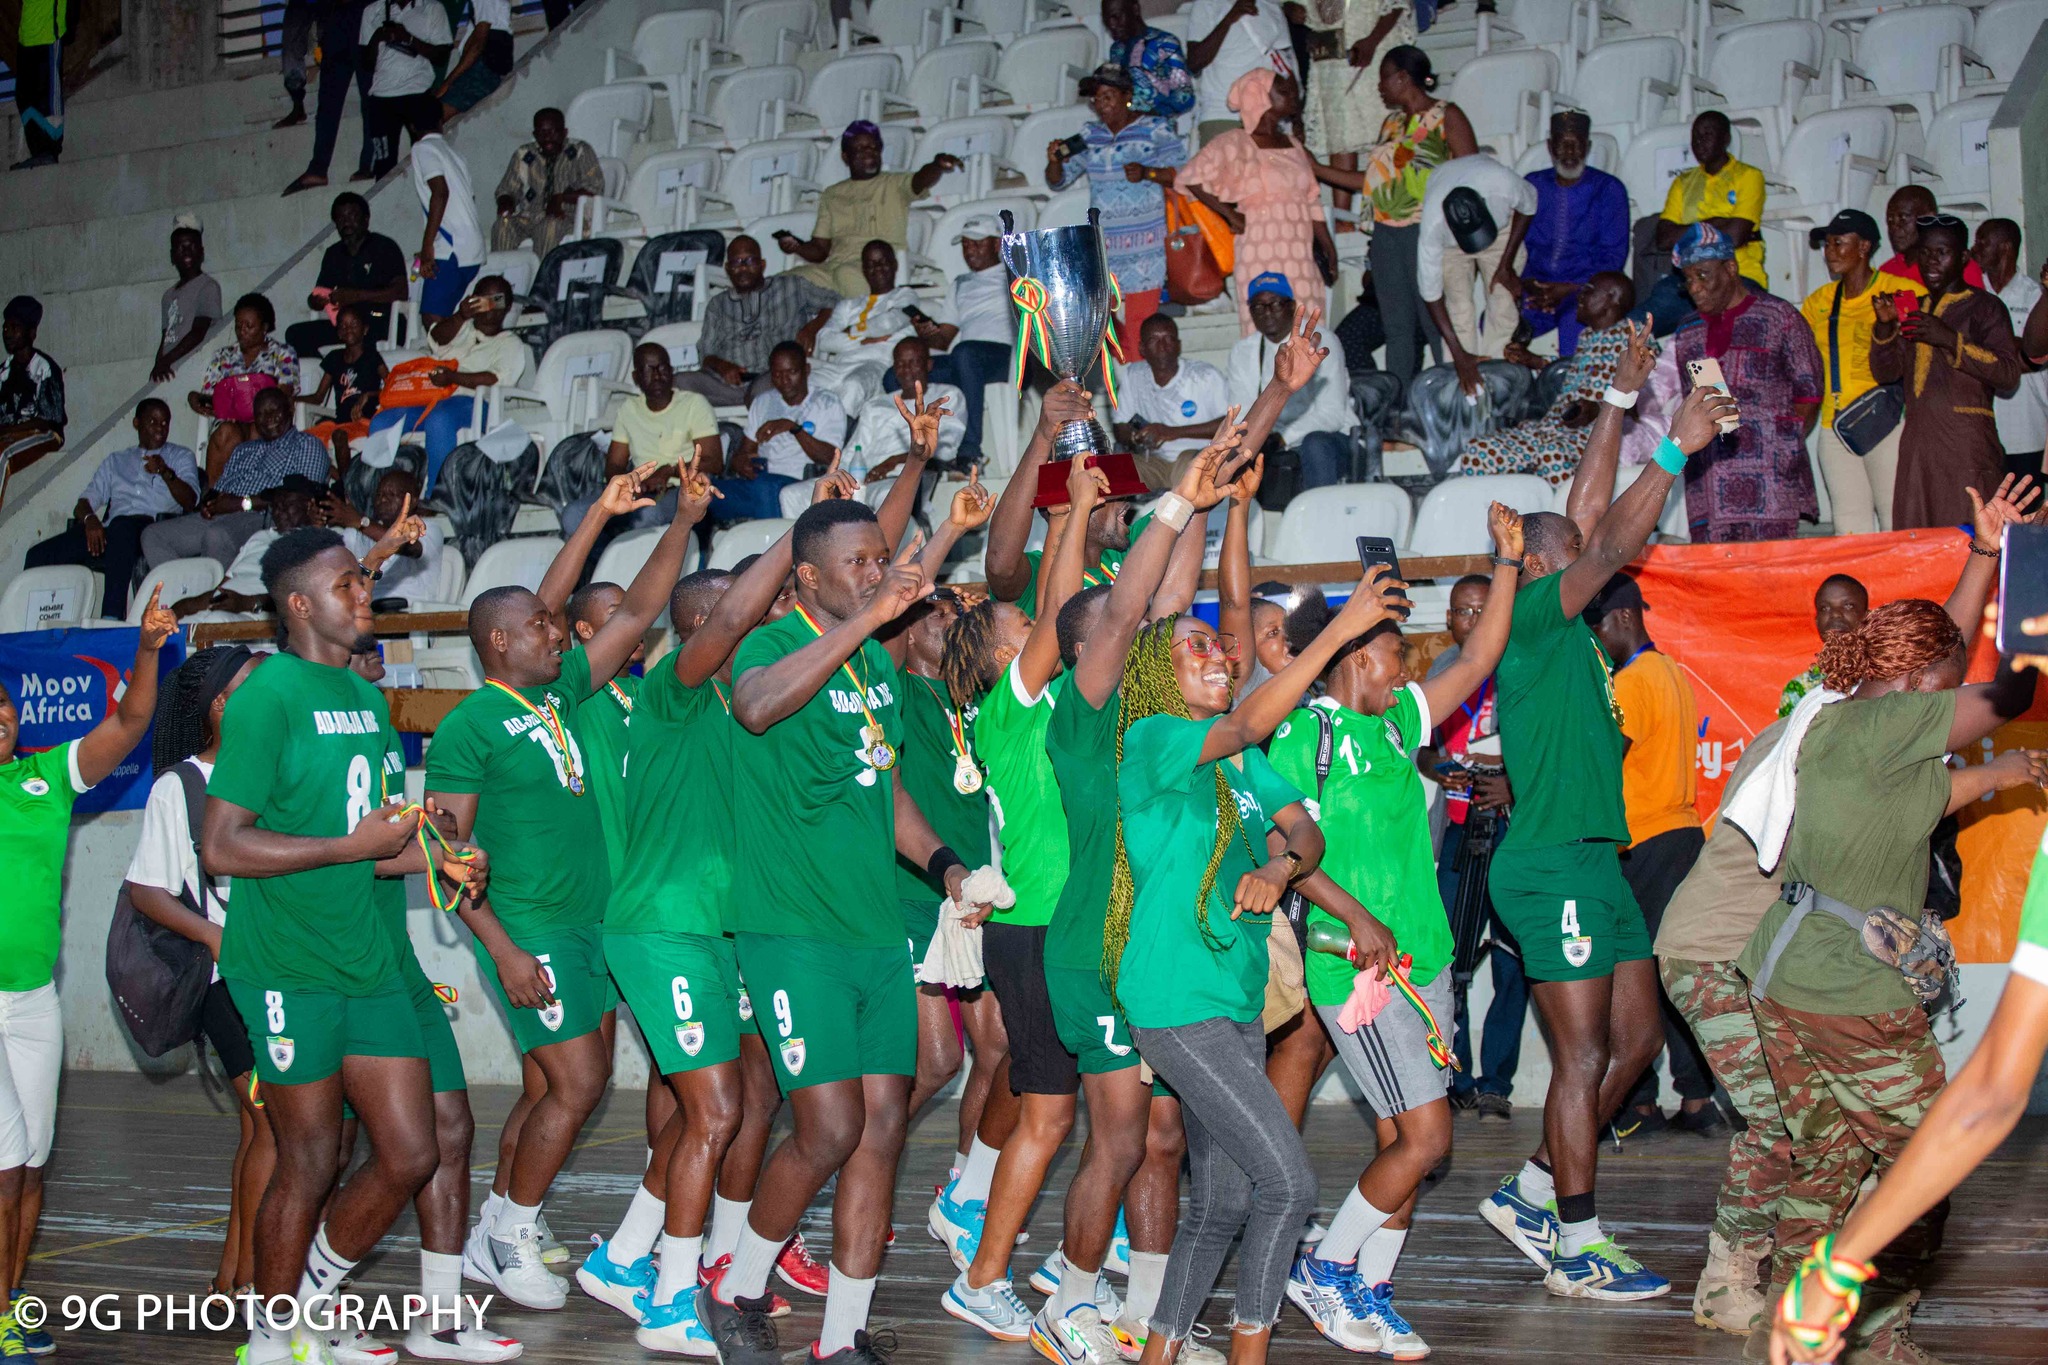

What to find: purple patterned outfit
left=1672, top=290, right=1823, bottom=542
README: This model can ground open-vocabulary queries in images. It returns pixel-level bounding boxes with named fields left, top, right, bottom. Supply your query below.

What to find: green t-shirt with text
left=608, top=656, right=735, bottom=938
left=1045, top=680, right=1122, bottom=970
left=0, top=742, right=88, bottom=991
left=572, top=649, right=637, bottom=879
left=972, top=661, right=1070, bottom=927
left=894, top=673, right=993, bottom=902
left=1494, top=572, right=1628, bottom=852
left=1015, top=513, right=1149, bottom=608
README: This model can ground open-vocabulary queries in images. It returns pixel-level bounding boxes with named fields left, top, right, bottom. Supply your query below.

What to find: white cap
left=951, top=214, right=1003, bottom=243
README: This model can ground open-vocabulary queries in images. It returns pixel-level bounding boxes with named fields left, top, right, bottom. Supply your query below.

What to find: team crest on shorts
left=539, top=1001, right=565, bottom=1032
left=780, top=1037, right=807, bottom=1076
left=677, top=1021, right=706, bottom=1057
left=267, top=1035, right=295, bottom=1072
left=1562, top=936, right=1592, bottom=968
left=737, top=988, right=754, bottom=1022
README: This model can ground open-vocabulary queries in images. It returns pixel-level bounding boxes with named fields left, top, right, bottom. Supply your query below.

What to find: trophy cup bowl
left=999, top=208, right=1114, bottom=461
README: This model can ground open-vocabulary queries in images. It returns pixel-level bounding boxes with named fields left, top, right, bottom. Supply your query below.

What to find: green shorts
left=734, top=933, right=915, bottom=1092
left=900, top=896, right=941, bottom=967
left=608, top=930, right=744, bottom=1076
left=1045, top=964, right=1141, bottom=1076
left=1489, top=841, right=1651, bottom=983
left=402, top=963, right=467, bottom=1093
left=736, top=969, right=760, bottom=1037
left=473, top=924, right=617, bottom=1054
left=227, top=977, right=427, bottom=1087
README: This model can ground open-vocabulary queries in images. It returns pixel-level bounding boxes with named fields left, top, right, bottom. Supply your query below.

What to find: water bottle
left=847, top=442, right=867, bottom=487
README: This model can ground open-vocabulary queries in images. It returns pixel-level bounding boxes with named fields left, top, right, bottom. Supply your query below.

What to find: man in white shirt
left=1113, top=314, right=1230, bottom=488
left=737, top=342, right=851, bottom=515
left=407, top=104, right=483, bottom=324
left=25, top=397, right=199, bottom=619
left=1973, top=218, right=2048, bottom=478
left=896, top=217, right=1013, bottom=466
left=360, top=0, right=452, bottom=176
left=810, top=240, right=925, bottom=412
left=1186, top=0, right=1297, bottom=144
left=1226, top=273, right=1353, bottom=489
left=173, top=476, right=325, bottom=618
left=335, top=469, right=448, bottom=605
left=856, top=339, right=968, bottom=477
left=1418, top=154, right=1538, bottom=380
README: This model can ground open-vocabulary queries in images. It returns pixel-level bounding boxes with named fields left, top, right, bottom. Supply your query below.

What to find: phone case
left=1997, top=524, right=2048, bottom=655
left=1685, top=358, right=1741, bottom=433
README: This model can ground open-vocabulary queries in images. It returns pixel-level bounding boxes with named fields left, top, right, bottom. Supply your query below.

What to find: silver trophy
left=999, top=208, right=1113, bottom=461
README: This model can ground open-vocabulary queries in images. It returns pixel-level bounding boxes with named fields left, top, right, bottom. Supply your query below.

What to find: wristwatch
left=240, top=495, right=254, bottom=513
left=1281, top=849, right=1306, bottom=882
left=1492, top=554, right=1524, bottom=568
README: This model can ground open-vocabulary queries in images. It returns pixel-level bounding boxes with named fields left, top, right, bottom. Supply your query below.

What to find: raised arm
left=537, top=468, right=657, bottom=614
left=919, top=464, right=995, bottom=576
left=1948, top=657, right=2040, bottom=752
left=1945, top=747, right=2048, bottom=814
left=875, top=384, right=949, bottom=549
left=76, top=589, right=177, bottom=786
left=1944, top=476, right=2040, bottom=633
left=583, top=470, right=718, bottom=686
left=985, top=381, right=1095, bottom=601
left=1420, top=504, right=1521, bottom=719
left=1217, top=460, right=1256, bottom=681
left=1025, top=455, right=1114, bottom=694
left=1563, top=319, right=1657, bottom=537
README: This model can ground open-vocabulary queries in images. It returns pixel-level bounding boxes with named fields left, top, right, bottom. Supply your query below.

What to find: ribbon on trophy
left=1009, top=271, right=1128, bottom=409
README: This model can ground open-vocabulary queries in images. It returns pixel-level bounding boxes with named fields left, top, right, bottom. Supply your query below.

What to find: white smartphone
left=1684, top=357, right=1741, bottom=434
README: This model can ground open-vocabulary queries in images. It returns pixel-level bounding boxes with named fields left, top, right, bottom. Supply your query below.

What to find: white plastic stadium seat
left=693, top=66, right=806, bottom=148
left=1407, top=475, right=1554, bottom=557
left=640, top=321, right=705, bottom=372
left=1449, top=49, right=1558, bottom=165
left=581, top=147, right=727, bottom=239
left=1514, top=132, right=1619, bottom=177
left=1615, top=123, right=1695, bottom=226
left=1829, top=5, right=1974, bottom=130
left=1968, top=0, right=2048, bottom=85
left=915, top=115, right=1017, bottom=203
left=745, top=210, right=817, bottom=276
left=602, top=10, right=728, bottom=133
left=981, top=27, right=1101, bottom=113
left=718, top=139, right=823, bottom=222
left=1267, top=485, right=1415, bottom=565
left=565, top=84, right=654, bottom=159
left=0, top=566, right=101, bottom=630
left=803, top=52, right=917, bottom=134
left=1696, top=19, right=1822, bottom=170
left=905, top=40, right=1004, bottom=125
left=461, top=539, right=567, bottom=607
left=1762, top=107, right=1895, bottom=298
left=1913, top=95, right=2001, bottom=214
left=1563, top=37, right=1684, bottom=152
left=500, top=331, right=635, bottom=463
left=709, top=519, right=798, bottom=569
left=723, top=0, right=817, bottom=67
left=591, top=527, right=699, bottom=588
left=129, top=558, right=224, bottom=624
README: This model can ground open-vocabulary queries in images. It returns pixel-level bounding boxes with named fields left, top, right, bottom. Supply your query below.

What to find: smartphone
left=1059, top=133, right=1087, bottom=160
left=902, top=305, right=931, bottom=325
left=1997, top=524, right=2048, bottom=655
left=1896, top=291, right=1922, bottom=318
left=1356, top=536, right=1410, bottom=619
left=1432, top=758, right=1471, bottom=777
left=1684, top=356, right=1741, bottom=434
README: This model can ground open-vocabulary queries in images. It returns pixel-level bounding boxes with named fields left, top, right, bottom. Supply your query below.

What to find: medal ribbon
left=377, top=768, right=479, bottom=914
left=1008, top=272, right=1127, bottom=409
left=916, top=675, right=971, bottom=765
left=1386, top=952, right=1458, bottom=1072
left=483, top=678, right=584, bottom=795
left=606, top=680, right=634, bottom=713
left=711, top=679, right=732, bottom=714
left=791, top=604, right=890, bottom=755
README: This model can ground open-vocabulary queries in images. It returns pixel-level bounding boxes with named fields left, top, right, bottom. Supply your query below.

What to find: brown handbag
left=1164, top=192, right=1227, bottom=304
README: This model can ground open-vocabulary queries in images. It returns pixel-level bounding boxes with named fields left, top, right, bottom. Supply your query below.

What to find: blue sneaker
left=1359, top=1281, right=1430, bottom=1359
left=1478, top=1175, right=1560, bottom=1272
left=940, top=1271, right=1033, bottom=1342
left=927, top=1179, right=986, bottom=1271
left=575, top=1235, right=656, bottom=1320
left=1542, top=1237, right=1671, bottom=1302
left=1106, top=1209, right=1130, bottom=1277
left=7, top=1296, right=50, bottom=1357
left=633, top=1290, right=716, bottom=1356
left=1284, top=1251, right=1385, bottom=1353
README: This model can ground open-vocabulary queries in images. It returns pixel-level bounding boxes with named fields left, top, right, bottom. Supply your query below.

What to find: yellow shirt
left=1614, top=648, right=1701, bottom=848
left=1661, top=159, right=1768, bottom=287
left=1800, top=273, right=1927, bottom=423
left=612, top=392, right=717, bottom=466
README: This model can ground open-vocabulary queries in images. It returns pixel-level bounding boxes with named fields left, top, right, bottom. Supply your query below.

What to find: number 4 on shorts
left=1560, top=899, right=1592, bottom=969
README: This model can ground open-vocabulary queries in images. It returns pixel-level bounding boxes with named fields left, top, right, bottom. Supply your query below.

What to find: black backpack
left=106, top=762, right=218, bottom=1057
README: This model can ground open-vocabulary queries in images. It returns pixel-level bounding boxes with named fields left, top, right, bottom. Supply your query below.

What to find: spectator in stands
left=1048, top=64, right=1188, bottom=345
left=1462, top=273, right=1635, bottom=484
left=778, top=123, right=961, bottom=297
left=1417, top=152, right=1536, bottom=388
left=857, top=339, right=967, bottom=477
left=1974, top=218, right=2048, bottom=482
left=436, top=0, right=512, bottom=118
left=359, top=0, right=451, bottom=178
left=406, top=102, right=483, bottom=325
left=11, top=0, right=65, bottom=168
left=1103, top=0, right=1195, bottom=118
left=563, top=341, right=722, bottom=537
left=884, top=221, right=1011, bottom=469
left=1801, top=209, right=1921, bottom=536
left=370, top=276, right=531, bottom=490
left=276, top=0, right=316, bottom=127
left=1881, top=185, right=1985, bottom=291
left=809, top=241, right=924, bottom=411
left=172, top=475, right=326, bottom=617
left=1169, top=69, right=1332, bottom=336
left=190, top=293, right=299, bottom=483
left=24, top=399, right=197, bottom=619
left=1645, top=112, right=1765, bottom=335
left=1227, top=272, right=1352, bottom=488
left=1186, top=0, right=1298, bottom=146
left=1114, top=314, right=1230, bottom=489
left=676, top=235, right=838, bottom=408
left=492, top=107, right=605, bottom=259
left=1668, top=223, right=1822, bottom=542
left=331, top=468, right=445, bottom=604
left=1518, top=110, right=1630, bottom=357
left=731, top=342, right=849, bottom=514
left=0, top=296, right=65, bottom=475
left=1778, top=573, right=1867, bottom=717
left=301, top=304, right=386, bottom=452
left=543, top=0, right=587, bottom=27
left=153, top=216, right=221, bottom=383
left=143, top=387, right=331, bottom=571
left=1874, top=214, right=2023, bottom=530
left=281, top=0, right=376, bottom=196
left=1301, top=0, right=1411, bottom=191
left=285, top=193, right=410, bottom=355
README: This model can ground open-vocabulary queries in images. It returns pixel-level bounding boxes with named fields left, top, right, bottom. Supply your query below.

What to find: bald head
left=1520, top=510, right=1582, bottom=579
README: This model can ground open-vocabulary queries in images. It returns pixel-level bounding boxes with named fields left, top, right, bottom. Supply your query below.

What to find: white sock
left=1051, top=1252, right=1099, bottom=1318
left=952, top=1149, right=969, bottom=1182
left=420, top=1248, right=464, bottom=1330
left=495, top=1198, right=541, bottom=1240
left=954, top=1136, right=1001, bottom=1204
left=818, top=1263, right=876, bottom=1355
left=707, top=1195, right=751, bottom=1266
left=1517, top=1160, right=1555, bottom=1207
left=721, top=1224, right=781, bottom=1303
left=1560, top=1215, right=1603, bottom=1259
left=247, top=1315, right=292, bottom=1363
left=610, top=1184, right=667, bottom=1266
left=654, top=1233, right=702, bottom=1308
left=1124, top=1250, right=1169, bottom=1325
left=480, top=1190, right=505, bottom=1225
left=1357, top=1226, right=1408, bottom=1286
left=297, top=1226, right=356, bottom=1316
left=1317, top=1187, right=1394, bottom=1268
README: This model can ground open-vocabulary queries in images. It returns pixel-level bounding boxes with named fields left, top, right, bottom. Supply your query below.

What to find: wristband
left=1491, top=555, right=1523, bottom=568
left=1652, top=436, right=1687, bottom=475
left=1154, top=491, right=1195, bottom=532
left=1601, top=385, right=1639, bottom=410
left=1971, top=541, right=2001, bottom=558
left=928, top=846, right=967, bottom=883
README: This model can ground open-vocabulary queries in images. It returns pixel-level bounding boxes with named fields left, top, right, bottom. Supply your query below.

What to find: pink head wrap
left=1227, top=67, right=1277, bottom=132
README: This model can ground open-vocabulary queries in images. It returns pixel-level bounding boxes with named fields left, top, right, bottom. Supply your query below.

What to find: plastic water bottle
left=1305, top=920, right=1358, bottom=963
left=847, top=443, right=867, bottom=487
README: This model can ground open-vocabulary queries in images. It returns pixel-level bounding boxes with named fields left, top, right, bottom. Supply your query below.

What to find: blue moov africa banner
left=0, top=627, right=187, bottom=812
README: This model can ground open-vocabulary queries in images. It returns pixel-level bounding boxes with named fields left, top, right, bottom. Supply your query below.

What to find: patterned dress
left=1303, top=0, right=1417, bottom=158
left=1362, top=100, right=1451, bottom=228
left=1672, top=290, right=1824, bottom=542
left=1460, top=324, right=1630, bottom=484
left=1054, top=116, right=1187, bottom=297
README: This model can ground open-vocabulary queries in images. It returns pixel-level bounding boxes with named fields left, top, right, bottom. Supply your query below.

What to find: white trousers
left=0, top=984, right=61, bottom=1169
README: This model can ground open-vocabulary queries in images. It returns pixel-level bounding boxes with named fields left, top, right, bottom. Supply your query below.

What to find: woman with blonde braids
left=1109, top=565, right=1409, bottom=1365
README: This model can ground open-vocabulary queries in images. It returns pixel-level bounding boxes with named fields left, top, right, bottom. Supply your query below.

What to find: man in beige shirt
left=774, top=121, right=962, bottom=297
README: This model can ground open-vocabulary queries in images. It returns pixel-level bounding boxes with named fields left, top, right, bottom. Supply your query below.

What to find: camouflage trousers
left=1661, top=957, right=1790, bottom=1260
left=1753, top=996, right=1946, bottom=1286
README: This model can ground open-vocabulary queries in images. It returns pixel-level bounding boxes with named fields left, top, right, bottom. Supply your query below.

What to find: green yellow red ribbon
left=1011, top=277, right=1053, bottom=387
left=433, top=982, right=460, bottom=1005
left=1390, top=952, right=1459, bottom=1071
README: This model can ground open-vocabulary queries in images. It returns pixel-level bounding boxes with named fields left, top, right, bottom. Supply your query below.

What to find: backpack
left=105, top=762, right=218, bottom=1058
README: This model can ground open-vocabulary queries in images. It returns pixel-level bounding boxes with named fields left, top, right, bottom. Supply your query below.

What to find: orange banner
left=1629, top=529, right=2041, bottom=963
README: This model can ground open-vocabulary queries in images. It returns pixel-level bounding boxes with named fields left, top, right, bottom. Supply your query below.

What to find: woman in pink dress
left=1154, top=68, right=1333, bottom=335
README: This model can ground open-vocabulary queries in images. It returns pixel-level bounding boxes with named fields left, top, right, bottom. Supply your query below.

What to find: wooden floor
left=27, top=1071, right=2048, bottom=1361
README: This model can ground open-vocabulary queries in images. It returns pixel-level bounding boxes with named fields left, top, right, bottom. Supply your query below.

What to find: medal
left=484, top=678, right=585, bottom=796
left=795, top=604, right=897, bottom=776
left=916, top=675, right=983, bottom=797
left=863, top=724, right=898, bottom=772
left=954, top=755, right=984, bottom=794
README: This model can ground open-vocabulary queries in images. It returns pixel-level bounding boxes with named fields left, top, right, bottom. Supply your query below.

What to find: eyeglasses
left=1174, top=633, right=1241, bottom=662
left=1447, top=606, right=1484, bottom=620
left=1915, top=214, right=1965, bottom=229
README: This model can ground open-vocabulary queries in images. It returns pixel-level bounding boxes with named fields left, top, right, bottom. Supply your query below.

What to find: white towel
left=1722, top=685, right=1846, bottom=872
left=917, top=865, right=1014, bottom=988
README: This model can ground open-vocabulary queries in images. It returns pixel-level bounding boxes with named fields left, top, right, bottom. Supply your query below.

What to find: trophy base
left=1054, top=418, right=1111, bottom=462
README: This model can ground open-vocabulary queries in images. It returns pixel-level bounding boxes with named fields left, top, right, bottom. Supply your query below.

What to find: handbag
left=105, top=763, right=218, bottom=1058
left=210, top=372, right=279, bottom=424
left=1828, top=282, right=1904, bottom=456
left=1163, top=192, right=1227, bottom=305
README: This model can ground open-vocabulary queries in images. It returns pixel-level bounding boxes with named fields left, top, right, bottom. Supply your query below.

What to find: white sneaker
left=532, top=1212, right=569, bottom=1266
left=1029, top=1304, right=1120, bottom=1365
left=1028, top=1247, right=1125, bottom=1320
left=1285, top=1251, right=1387, bottom=1354
left=478, top=1226, right=568, bottom=1310
left=940, top=1271, right=1033, bottom=1343
left=461, top=1218, right=494, bottom=1285
left=323, top=1330, right=397, bottom=1365
left=401, top=1325, right=524, bottom=1362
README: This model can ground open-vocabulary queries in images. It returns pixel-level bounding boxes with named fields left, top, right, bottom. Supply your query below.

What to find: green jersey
left=609, top=655, right=737, bottom=938
left=1271, top=690, right=1453, bottom=996
left=0, top=742, right=88, bottom=991
left=1045, top=679, right=1120, bottom=970
left=972, top=661, right=1069, bottom=927
left=572, top=647, right=637, bottom=878
left=1015, top=513, right=1150, bottom=608
left=426, top=647, right=610, bottom=937
left=2014, top=840, right=2048, bottom=988
left=1113, top=715, right=1303, bottom=1028
left=1494, top=572, right=1628, bottom=852
left=212, top=652, right=410, bottom=995
left=894, top=673, right=993, bottom=902
left=730, top=609, right=903, bottom=946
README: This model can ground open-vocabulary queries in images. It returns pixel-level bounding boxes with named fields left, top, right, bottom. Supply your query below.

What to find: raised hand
left=949, top=464, right=995, bottom=530
left=1038, top=380, right=1096, bottom=434
left=1272, top=304, right=1330, bottom=393
left=1612, top=317, right=1658, bottom=393
left=813, top=449, right=860, bottom=503
left=1984, top=747, right=2048, bottom=793
left=1487, top=500, right=1524, bottom=561
left=865, top=530, right=936, bottom=626
left=892, top=382, right=952, bottom=465
left=1669, top=382, right=1739, bottom=455
left=1180, top=409, right=1251, bottom=510
left=138, top=585, right=178, bottom=651
left=1334, top=562, right=1411, bottom=636
left=1228, top=452, right=1266, bottom=505
left=1068, top=453, right=1113, bottom=516
left=597, top=464, right=660, bottom=519
left=1966, top=474, right=2040, bottom=552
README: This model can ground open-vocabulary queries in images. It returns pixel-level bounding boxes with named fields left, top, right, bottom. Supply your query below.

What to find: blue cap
left=1246, top=271, right=1294, bottom=300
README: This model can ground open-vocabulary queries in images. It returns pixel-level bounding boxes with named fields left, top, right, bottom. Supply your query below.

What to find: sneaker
left=1105, top=1210, right=1130, bottom=1277
left=0, top=1318, right=29, bottom=1362
left=1029, top=1304, right=1119, bottom=1365
left=776, top=1233, right=829, bottom=1296
left=927, top=1180, right=986, bottom=1271
left=1608, top=1108, right=1667, bottom=1144
left=6, top=1296, right=49, bottom=1357
left=1672, top=1103, right=1731, bottom=1138
left=1358, top=1282, right=1429, bottom=1360
left=322, top=1331, right=396, bottom=1365
left=811, top=1327, right=897, bottom=1364
left=575, top=1236, right=654, bottom=1320
left=1474, top=1093, right=1513, bottom=1122
left=1478, top=1175, right=1560, bottom=1272
left=1285, top=1252, right=1386, bottom=1353
left=1448, top=1089, right=1479, bottom=1114
left=632, top=1292, right=716, bottom=1357
left=696, top=1271, right=780, bottom=1365
left=695, top=1255, right=791, bottom=1318
left=461, top=1218, right=494, bottom=1285
left=478, top=1226, right=568, bottom=1310
left=400, top=1326, right=523, bottom=1362
left=533, top=1212, right=569, bottom=1266
left=941, top=1272, right=1033, bottom=1342
left=1542, top=1237, right=1672, bottom=1302
left=1026, top=1249, right=1124, bottom=1320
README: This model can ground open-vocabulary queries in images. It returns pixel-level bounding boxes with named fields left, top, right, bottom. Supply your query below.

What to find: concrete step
left=27, top=264, right=279, bottom=373
left=60, top=62, right=304, bottom=160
